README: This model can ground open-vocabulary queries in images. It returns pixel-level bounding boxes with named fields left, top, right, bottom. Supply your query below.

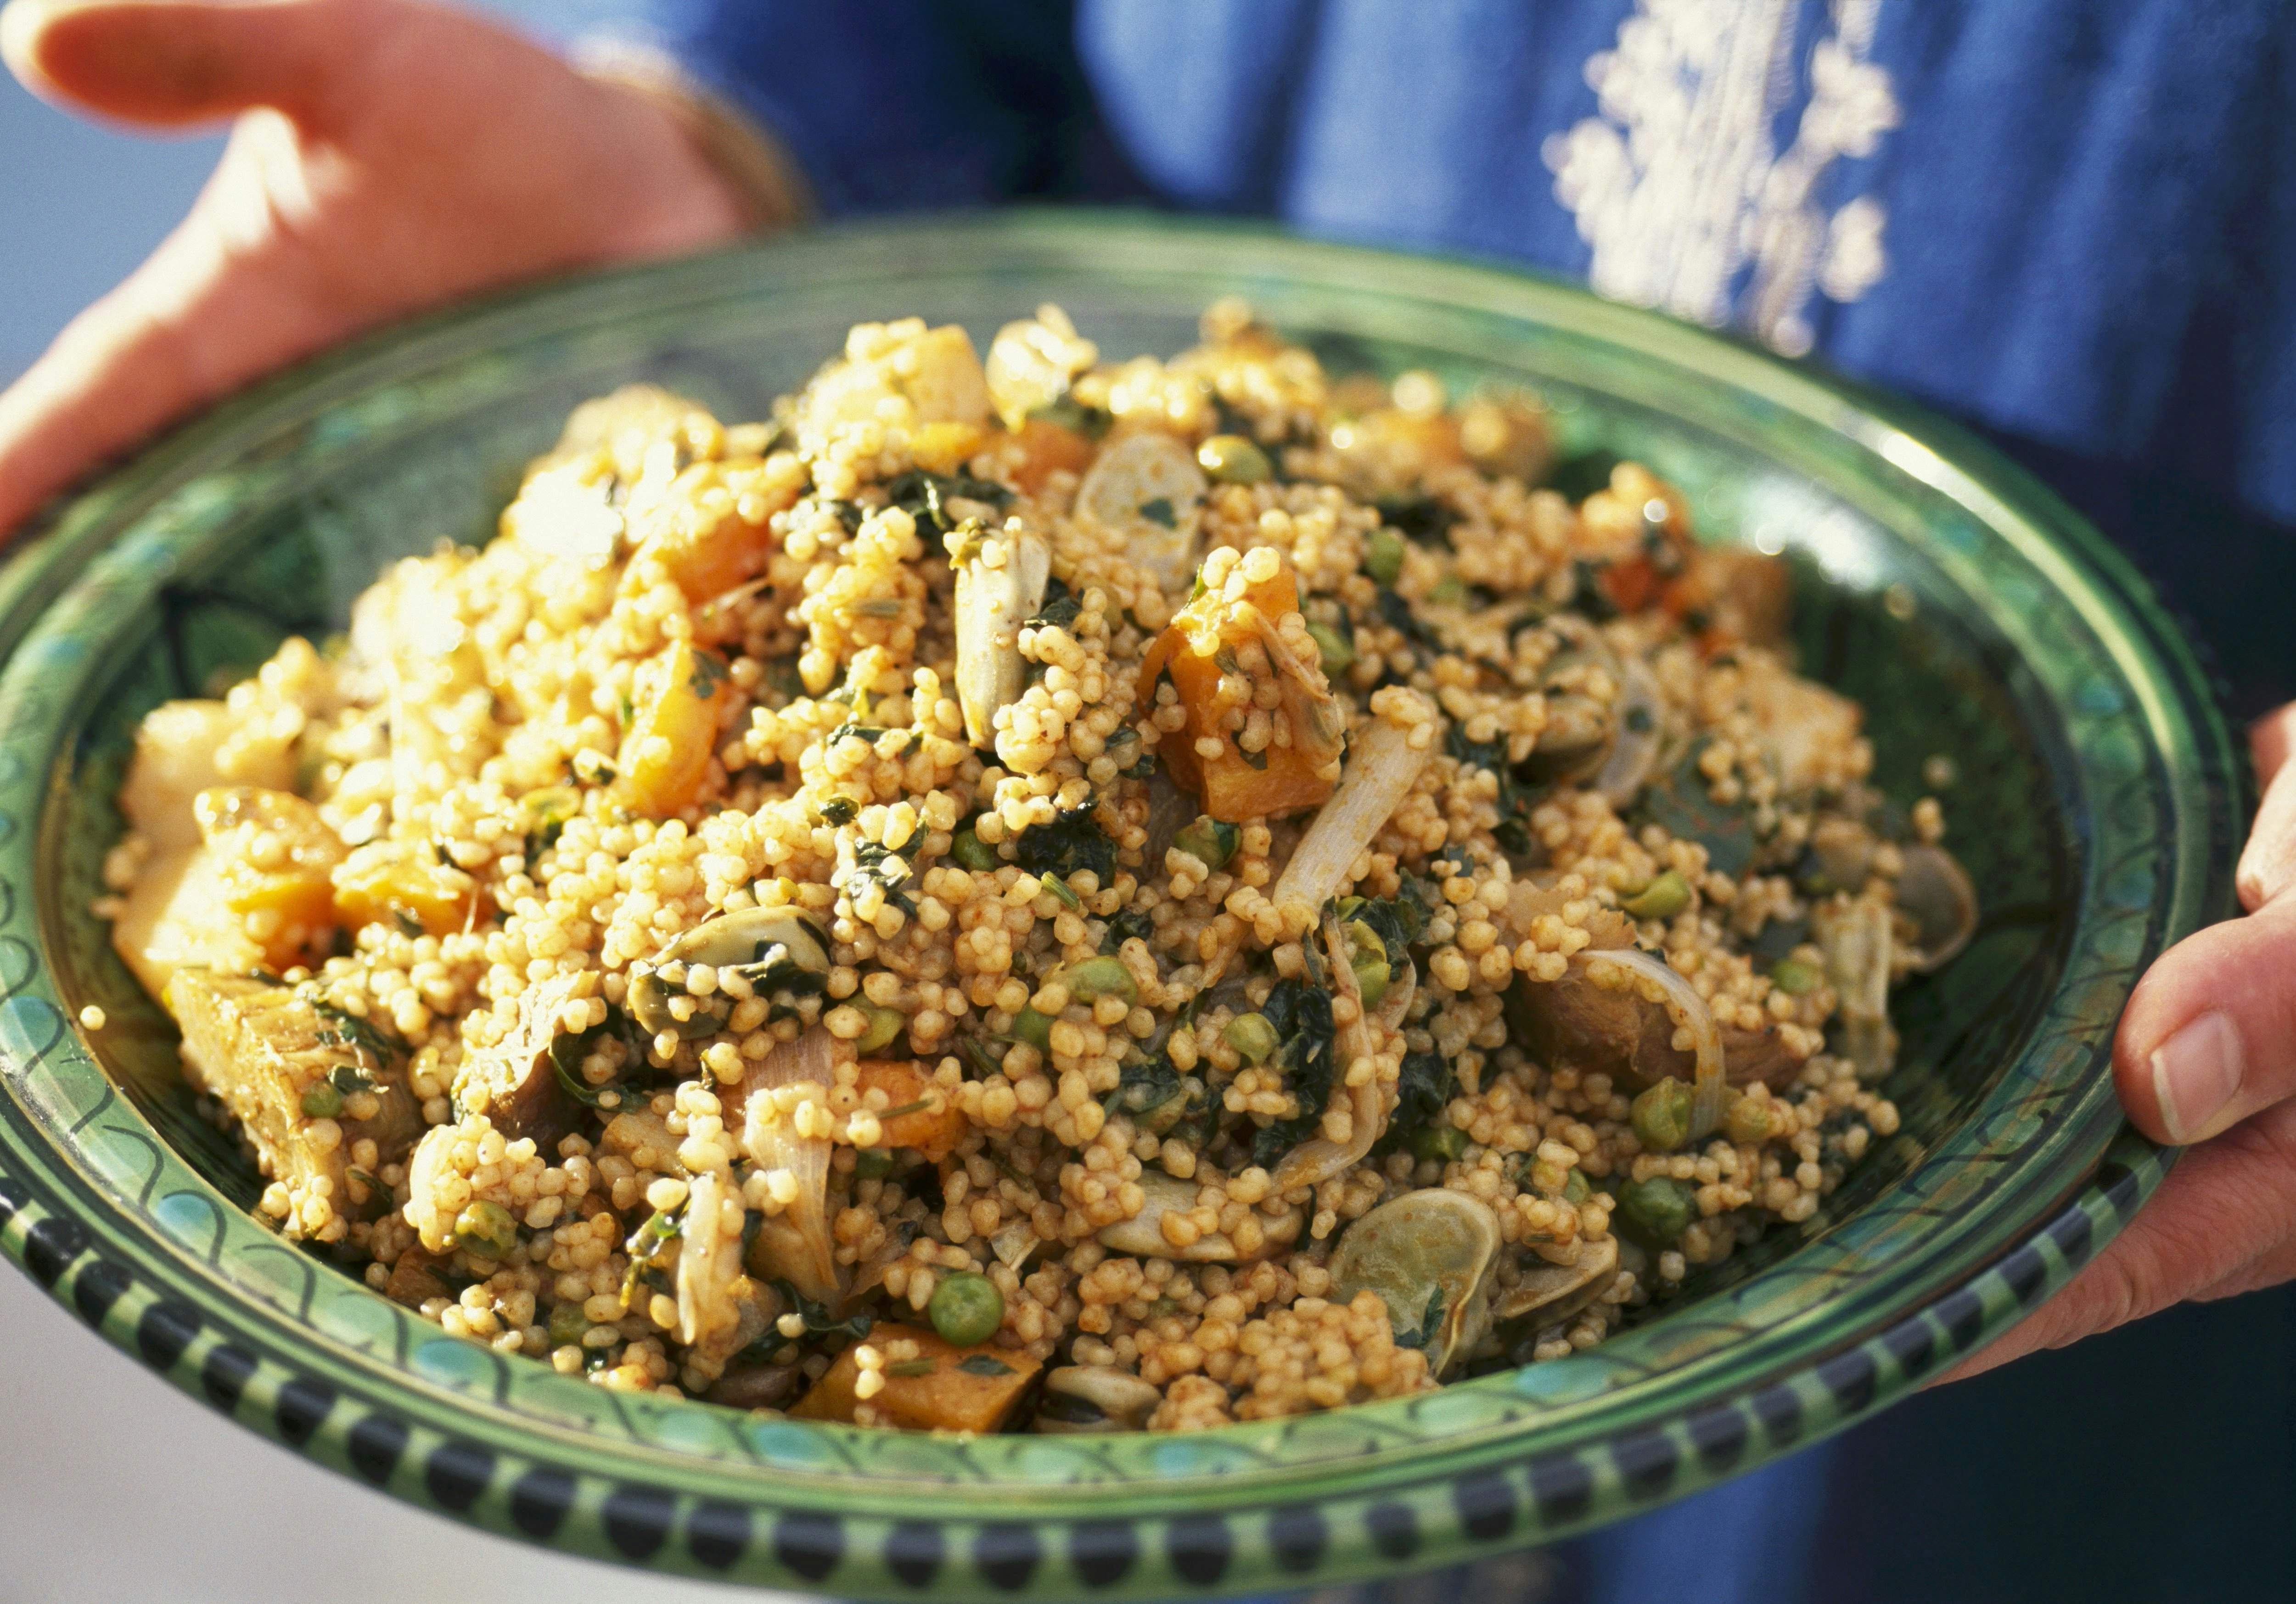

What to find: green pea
left=927, top=1271, right=1005, bottom=1347
left=1366, top=528, right=1406, bottom=586
left=1630, top=1077, right=1695, bottom=1152
left=1621, top=869, right=1692, bottom=922
left=1722, top=1093, right=1774, bottom=1146
left=1304, top=619, right=1355, bottom=677
left=853, top=1148, right=896, bottom=1180
left=1059, top=956, right=1137, bottom=1005
left=453, top=1200, right=518, bottom=1259
left=1409, top=1122, right=1468, bottom=1164
left=1353, top=957, right=1391, bottom=1010
left=1562, top=1168, right=1592, bottom=1204
left=1617, top=1175, right=1696, bottom=1242
left=547, top=1302, right=589, bottom=1348
left=856, top=1006, right=905, bottom=1055
left=1223, top=1011, right=1279, bottom=1065
left=1172, top=817, right=1240, bottom=871
left=1197, top=433, right=1272, bottom=484
left=950, top=825, right=999, bottom=873
left=299, top=1081, right=344, bottom=1120
left=1011, top=1006, right=1054, bottom=1049
left=1768, top=958, right=1819, bottom=996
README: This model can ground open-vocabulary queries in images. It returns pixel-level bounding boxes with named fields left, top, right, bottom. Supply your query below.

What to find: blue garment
left=632, top=0, right=2296, bottom=712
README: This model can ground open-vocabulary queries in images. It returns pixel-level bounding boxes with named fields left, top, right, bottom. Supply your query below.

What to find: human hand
left=0, top=0, right=762, bottom=538
left=1948, top=700, right=2296, bottom=1379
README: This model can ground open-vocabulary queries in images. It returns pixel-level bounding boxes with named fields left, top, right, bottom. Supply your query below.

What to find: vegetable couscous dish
left=98, top=302, right=1976, bottom=1433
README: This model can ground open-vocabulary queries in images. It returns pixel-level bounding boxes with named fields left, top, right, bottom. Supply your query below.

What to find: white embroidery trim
left=1544, top=0, right=1901, bottom=357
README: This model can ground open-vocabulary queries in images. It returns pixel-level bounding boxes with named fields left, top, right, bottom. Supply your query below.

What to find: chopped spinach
left=1010, top=805, right=1117, bottom=884
left=884, top=469, right=1014, bottom=533
left=1634, top=739, right=1757, bottom=878
left=1027, top=575, right=1083, bottom=632
left=1387, top=1048, right=1456, bottom=1147
left=957, top=1354, right=1016, bottom=1377
left=1250, top=979, right=1338, bottom=1168
left=848, top=840, right=919, bottom=915
left=687, top=648, right=730, bottom=700
left=1545, top=448, right=1622, bottom=504
left=774, top=1279, right=874, bottom=1342
left=1137, top=496, right=1178, bottom=529
left=1099, top=907, right=1155, bottom=954
left=1376, top=494, right=1460, bottom=550
left=1027, top=396, right=1113, bottom=438
left=1445, top=719, right=1543, bottom=856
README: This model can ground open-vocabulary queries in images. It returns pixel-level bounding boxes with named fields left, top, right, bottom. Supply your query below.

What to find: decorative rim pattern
left=0, top=213, right=2241, bottom=1597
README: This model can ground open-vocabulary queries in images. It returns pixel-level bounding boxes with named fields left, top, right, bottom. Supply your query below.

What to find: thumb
left=2115, top=894, right=2296, bottom=1145
left=1, top=0, right=349, bottom=128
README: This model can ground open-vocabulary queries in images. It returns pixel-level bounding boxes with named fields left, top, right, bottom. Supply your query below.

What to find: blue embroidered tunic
left=627, top=0, right=2294, bottom=713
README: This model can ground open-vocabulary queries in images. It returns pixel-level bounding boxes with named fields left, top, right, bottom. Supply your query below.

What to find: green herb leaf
left=1137, top=497, right=1177, bottom=529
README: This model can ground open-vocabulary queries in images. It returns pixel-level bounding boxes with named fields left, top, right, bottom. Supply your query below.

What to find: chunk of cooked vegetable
left=616, top=639, right=734, bottom=816
left=331, top=839, right=488, bottom=938
left=165, top=971, right=419, bottom=1242
left=1137, top=547, right=1346, bottom=822
left=194, top=787, right=346, bottom=970
left=121, top=699, right=301, bottom=851
left=1074, top=429, right=1208, bottom=598
left=856, top=1058, right=966, bottom=1160
left=789, top=1323, right=1042, bottom=1432
left=449, top=970, right=595, bottom=1150
left=110, top=846, right=265, bottom=997
left=949, top=522, right=1050, bottom=747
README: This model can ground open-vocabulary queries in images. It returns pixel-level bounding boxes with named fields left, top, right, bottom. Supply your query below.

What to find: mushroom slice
left=949, top=523, right=1051, bottom=747
left=1493, top=1234, right=1619, bottom=1328
left=1895, top=844, right=1978, bottom=973
left=1813, top=896, right=1895, bottom=1079
left=1074, top=431, right=1207, bottom=598
left=628, top=906, right=831, bottom=1041
left=1033, top=1366, right=1162, bottom=1434
left=1329, top=1188, right=1503, bottom=1379
left=1095, top=1168, right=1303, bottom=1263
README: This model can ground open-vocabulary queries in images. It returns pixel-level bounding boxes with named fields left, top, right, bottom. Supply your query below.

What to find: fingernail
left=2149, top=1010, right=2244, bottom=1144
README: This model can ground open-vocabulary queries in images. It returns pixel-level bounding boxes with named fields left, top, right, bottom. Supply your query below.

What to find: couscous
left=98, top=302, right=1974, bottom=1431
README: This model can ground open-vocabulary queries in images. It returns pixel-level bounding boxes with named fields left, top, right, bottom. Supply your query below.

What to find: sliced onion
left=1272, top=915, right=1388, bottom=1194
left=739, top=1025, right=841, bottom=1302
left=1575, top=946, right=1727, bottom=1139
left=1267, top=718, right=1431, bottom=934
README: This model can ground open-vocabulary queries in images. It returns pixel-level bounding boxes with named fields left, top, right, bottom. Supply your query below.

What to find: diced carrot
left=856, top=1059, right=966, bottom=1161
left=193, top=787, right=343, bottom=969
left=332, top=841, right=491, bottom=938
left=909, top=421, right=990, bottom=475
left=616, top=639, right=734, bottom=817
left=634, top=464, right=799, bottom=606
left=789, top=1323, right=1040, bottom=1431
left=1009, top=416, right=1096, bottom=494
left=1137, top=558, right=1337, bottom=821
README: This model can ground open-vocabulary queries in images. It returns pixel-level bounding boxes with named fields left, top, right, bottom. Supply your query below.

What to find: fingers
left=1939, top=1098, right=2296, bottom=1381
left=2112, top=895, right=2296, bottom=1145
left=2237, top=702, right=2296, bottom=913
left=1, top=0, right=361, bottom=128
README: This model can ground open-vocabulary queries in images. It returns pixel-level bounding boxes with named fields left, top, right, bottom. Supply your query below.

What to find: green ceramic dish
left=0, top=213, right=2242, bottom=1597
